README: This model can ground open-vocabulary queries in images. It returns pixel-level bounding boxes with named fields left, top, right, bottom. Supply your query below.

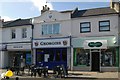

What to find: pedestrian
left=20, top=55, right=25, bottom=74
left=13, top=56, right=17, bottom=67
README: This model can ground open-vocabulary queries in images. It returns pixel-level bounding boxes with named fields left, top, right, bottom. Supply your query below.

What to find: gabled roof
left=71, top=7, right=118, bottom=18
left=3, top=18, right=32, bottom=27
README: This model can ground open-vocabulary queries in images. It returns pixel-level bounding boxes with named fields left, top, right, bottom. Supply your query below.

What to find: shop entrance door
left=91, top=52, right=100, bottom=71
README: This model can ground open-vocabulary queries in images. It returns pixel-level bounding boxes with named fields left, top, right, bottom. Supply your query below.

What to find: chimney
left=110, top=0, right=120, bottom=12
left=41, top=5, right=50, bottom=14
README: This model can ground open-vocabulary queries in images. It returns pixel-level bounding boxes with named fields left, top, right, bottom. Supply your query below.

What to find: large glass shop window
left=101, top=47, right=119, bottom=67
left=74, top=48, right=90, bottom=66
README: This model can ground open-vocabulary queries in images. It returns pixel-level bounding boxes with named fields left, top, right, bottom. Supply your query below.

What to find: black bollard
left=16, top=77, right=19, bottom=80
left=5, top=76, right=9, bottom=79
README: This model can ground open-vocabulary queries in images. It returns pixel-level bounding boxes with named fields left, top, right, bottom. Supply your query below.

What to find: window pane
left=48, top=24, right=52, bottom=34
left=81, top=23, right=90, bottom=28
left=22, top=28, right=27, bottom=38
left=100, top=21, right=109, bottom=26
left=100, top=26, right=109, bottom=31
left=49, top=50, right=55, bottom=61
left=53, top=23, right=60, bottom=34
left=42, top=25, right=47, bottom=35
left=61, top=49, right=67, bottom=61
left=11, top=29, right=16, bottom=39
left=56, top=50, right=61, bottom=61
left=81, top=28, right=90, bottom=32
left=101, top=48, right=116, bottom=67
left=37, top=53, right=44, bottom=62
left=75, top=48, right=90, bottom=66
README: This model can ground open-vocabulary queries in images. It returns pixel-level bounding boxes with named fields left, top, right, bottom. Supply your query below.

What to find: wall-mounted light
left=113, top=37, right=117, bottom=44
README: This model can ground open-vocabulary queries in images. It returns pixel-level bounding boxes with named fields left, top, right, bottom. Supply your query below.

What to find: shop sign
left=7, top=44, right=31, bottom=50
left=84, top=40, right=107, bottom=49
left=88, top=42, right=102, bottom=47
left=33, top=38, right=70, bottom=48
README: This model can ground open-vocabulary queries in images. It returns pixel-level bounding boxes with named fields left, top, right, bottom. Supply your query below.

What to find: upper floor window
left=42, top=23, right=60, bottom=35
left=22, top=28, right=27, bottom=38
left=11, top=29, right=16, bottom=39
left=99, top=20, right=110, bottom=31
left=80, top=22, right=91, bottom=33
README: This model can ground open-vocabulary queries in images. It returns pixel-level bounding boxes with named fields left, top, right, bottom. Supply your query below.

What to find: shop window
left=74, top=48, right=90, bottom=66
left=56, top=50, right=61, bottom=61
left=49, top=50, right=55, bottom=61
left=62, top=49, right=67, bottom=61
left=101, top=48, right=118, bottom=67
left=37, top=53, right=44, bottom=62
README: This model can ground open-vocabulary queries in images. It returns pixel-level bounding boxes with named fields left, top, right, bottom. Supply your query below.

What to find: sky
left=0, top=0, right=118, bottom=21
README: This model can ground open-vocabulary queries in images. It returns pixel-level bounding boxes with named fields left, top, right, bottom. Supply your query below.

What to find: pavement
left=0, top=69, right=119, bottom=80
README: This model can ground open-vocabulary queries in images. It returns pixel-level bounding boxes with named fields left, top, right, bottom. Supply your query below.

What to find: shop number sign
left=88, top=42, right=102, bottom=47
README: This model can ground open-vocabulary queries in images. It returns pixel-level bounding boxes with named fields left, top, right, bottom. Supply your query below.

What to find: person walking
left=20, top=55, right=25, bottom=74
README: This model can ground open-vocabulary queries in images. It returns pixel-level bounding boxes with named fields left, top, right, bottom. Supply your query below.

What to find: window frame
left=41, top=23, right=60, bottom=35
left=11, top=29, right=16, bottom=39
left=22, top=28, right=27, bottom=38
left=99, top=20, right=110, bottom=32
left=80, top=22, right=91, bottom=33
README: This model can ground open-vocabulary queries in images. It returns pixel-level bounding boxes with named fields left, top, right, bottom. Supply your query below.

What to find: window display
left=74, top=48, right=90, bottom=66
left=101, top=48, right=118, bottom=67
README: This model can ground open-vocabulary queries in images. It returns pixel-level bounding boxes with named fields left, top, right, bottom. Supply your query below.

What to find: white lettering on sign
left=40, top=41, right=61, bottom=45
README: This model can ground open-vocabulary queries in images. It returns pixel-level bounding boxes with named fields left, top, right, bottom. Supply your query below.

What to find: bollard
left=15, top=77, right=19, bottom=80
left=5, top=76, right=9, bottom=79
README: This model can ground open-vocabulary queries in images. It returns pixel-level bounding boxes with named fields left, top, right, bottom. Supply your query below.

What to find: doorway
left=91, top=52, right=100, bottom=71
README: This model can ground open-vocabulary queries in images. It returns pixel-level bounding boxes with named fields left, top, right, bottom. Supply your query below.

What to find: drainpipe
left=31, top=24, right=34, bottom=64
left=69, top=35, right=72, bottom=70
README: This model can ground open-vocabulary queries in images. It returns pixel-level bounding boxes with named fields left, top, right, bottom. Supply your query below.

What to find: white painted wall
left=71, top=14, right=119, bottom=38
left=33, top=10, right=71, bottom=39
left=2, top=25, right=32, bottom=43
left=0, top=20, right=3, bottom=43
left=0, top=51, right=8, bottom=68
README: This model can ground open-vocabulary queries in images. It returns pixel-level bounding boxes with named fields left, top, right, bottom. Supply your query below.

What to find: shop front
left=72, top=36, right=119, bottom=71
left=33, top=37, right=70, bottom=69
left=6, top=43, right=32, bottom=67
left=0, top=44, right=7, bottom=68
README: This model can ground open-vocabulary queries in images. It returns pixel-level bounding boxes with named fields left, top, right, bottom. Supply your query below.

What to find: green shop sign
left=88, top=42, right=102, bottom=47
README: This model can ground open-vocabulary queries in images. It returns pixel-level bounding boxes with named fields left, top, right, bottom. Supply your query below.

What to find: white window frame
left=22, top=28, right=27, bottom=38
left=41, top=23, right=60, bottom=35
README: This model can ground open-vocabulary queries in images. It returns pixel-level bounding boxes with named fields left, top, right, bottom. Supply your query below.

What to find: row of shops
left=0, top=36, right=118, bottom=72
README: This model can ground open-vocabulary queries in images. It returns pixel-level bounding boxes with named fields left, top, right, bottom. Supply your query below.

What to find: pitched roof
left=60, top=10, right=73, bottom=13
left=3, top=18, right=32, bottom=27
left=71, top=7, right=118, bottom=18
